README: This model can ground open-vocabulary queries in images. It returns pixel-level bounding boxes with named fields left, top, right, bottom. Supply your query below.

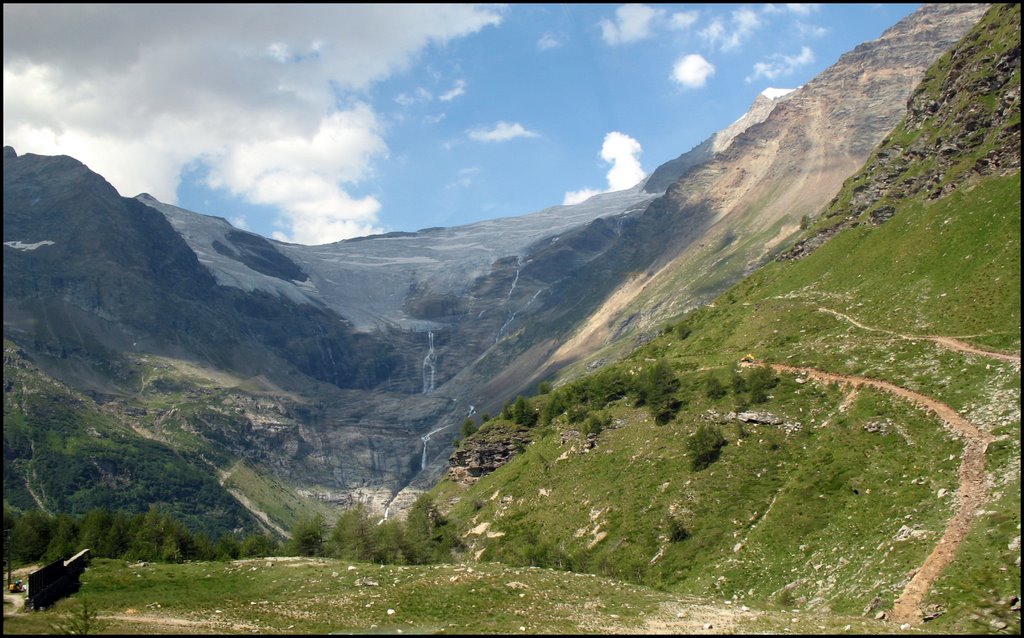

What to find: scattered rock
left=875, top=611, right=887, bottom=621
left=923, top=603, right=946, bottom=622
left=863, top=420, right=890, bottom=434
left=355, top=578, right=380, bottom=587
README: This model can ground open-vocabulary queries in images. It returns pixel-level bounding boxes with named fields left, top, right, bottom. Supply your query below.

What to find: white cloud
left=563, top=188, right=604, bottom=206
left=395, top=87, right=433, bottom=106
left=671, top=54, right=716, bottom=89
left=602, top=132, right=645, bottom=191
left=2, top=4, right=503, bottom=244
left=784, top=4, right=821, bottom=16
left=563, top=131, right=645, bottom=205
left=204, top=105, right=388, bottom=244
left=537, top=33, right=562, bottom=51
left=796, top=21, right=829, bottom=38
left=447, top=166, right=481, bottom=190
left=600, top=4, right=665, bottom=45
left=747, top=46, right=814, bottom=82
left=699, top=19, right=726, bottom=48
left=439, top=79, right=466, bottom=102
left=700, top=7, right=762, bottom=51
left=669, top=11, right=699, bottom=31
left=467, top=121, right=539, bottom=143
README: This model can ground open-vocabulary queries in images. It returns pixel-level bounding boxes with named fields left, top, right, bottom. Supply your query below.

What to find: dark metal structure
left=26, top=549, right=90, bottom=611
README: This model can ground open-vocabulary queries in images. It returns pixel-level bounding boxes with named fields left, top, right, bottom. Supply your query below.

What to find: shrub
left=704, top=374, right=727, bottom=400
left=687, top=423, right=727, bottom=471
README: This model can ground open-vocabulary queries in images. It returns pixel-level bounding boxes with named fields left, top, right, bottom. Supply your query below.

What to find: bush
left=687, top=423, right=727, bottom=471
left=704, top=374, right=727, bottom=400
left=584, top=412, right=611, bottom=437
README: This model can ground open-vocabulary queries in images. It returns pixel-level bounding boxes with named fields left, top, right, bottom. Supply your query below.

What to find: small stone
left=677, top=612, right=685, bottom=619
left=387, top=609, right=396, bottom=616
left=703, top=623, right=713, bottom=630
left=900, top=623, right=911, bottom=630
left=875, top=611, right=887, bottom=620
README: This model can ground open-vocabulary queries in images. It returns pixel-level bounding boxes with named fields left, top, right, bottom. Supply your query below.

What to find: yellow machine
left=740, top=354, right=756, bottom=364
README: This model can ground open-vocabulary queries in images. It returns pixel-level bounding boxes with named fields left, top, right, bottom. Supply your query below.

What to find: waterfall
left=420, top=425, right=450, bottom=471
left=422, top=331, right=436, bottom=394
left=495, top=256, right=523, bottom=343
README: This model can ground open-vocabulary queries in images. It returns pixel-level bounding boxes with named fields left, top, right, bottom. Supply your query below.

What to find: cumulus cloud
left=467, top=121, right=539, bottom=143
left=747, top=46, right=814, bottom=82
left=671, top=54, right=716, bottom=89
left=537, top=33, right=562, bottom=51
left=600, top=4, right=665, bottom=45
left=2, top=4, right=503, bottom=244
left=563, top=131, right=645, bottom=205
left=205, top=105, right=388, bottom=244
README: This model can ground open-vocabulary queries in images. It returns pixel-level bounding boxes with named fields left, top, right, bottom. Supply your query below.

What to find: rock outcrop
left=781, top=3, right=1018, bottom=261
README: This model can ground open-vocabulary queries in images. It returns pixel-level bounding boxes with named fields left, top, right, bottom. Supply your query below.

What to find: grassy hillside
left=431, top=172, right=1019, bottom=631
left=432, top=5, right=1020, bottom=633
left=1, top=557, right=907, bottom=635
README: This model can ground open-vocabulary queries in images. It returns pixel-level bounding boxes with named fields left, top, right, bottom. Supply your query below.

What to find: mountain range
left=2, top=0, right=1007, bottom=542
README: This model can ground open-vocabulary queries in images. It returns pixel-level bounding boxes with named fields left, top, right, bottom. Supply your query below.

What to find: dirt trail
left=770, top=363, right=997, bottom=625
left=818, top=307, right=1021, bottom=367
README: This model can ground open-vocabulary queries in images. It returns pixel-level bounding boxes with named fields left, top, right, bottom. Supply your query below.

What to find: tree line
left=3, top=493, right=459, bottom=568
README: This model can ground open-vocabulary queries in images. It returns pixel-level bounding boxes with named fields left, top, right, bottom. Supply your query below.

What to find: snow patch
left=761, top=87, right=797, bottom=100
left=4, top=240, right=55, bottom=251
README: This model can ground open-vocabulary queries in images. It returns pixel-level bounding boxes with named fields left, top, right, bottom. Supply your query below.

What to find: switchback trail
left=818, top=307, right=1021, bottom=367
left=769, top=363, right=998, bottom=625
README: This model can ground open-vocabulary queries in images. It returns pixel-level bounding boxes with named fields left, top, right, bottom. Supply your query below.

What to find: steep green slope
left=2, top=342, right=257, bottom=538
left=3, top=341, right=337, bottom=539
left=433, top=4, right=1020, bottom=633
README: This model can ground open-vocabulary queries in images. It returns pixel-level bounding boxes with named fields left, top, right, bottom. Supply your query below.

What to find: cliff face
left=782, top=3, right=1019, bottom=262
left=538, top=3, right=991, bottom=379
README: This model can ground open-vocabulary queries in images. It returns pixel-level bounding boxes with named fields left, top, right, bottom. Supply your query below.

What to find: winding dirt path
left=769, top=363, right=997, bottom=625
left=818, top=307, right=1021, bottom=367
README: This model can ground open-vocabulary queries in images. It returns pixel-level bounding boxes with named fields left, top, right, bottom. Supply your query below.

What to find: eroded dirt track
left=818, top=307, right=1021, bottom=367
left=769, top=362, right=997, bottom=625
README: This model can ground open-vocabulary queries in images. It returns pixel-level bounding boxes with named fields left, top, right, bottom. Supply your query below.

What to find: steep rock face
left=447, top=425, right=532, bottom=487
left=643, top=89, right=789, bottom=193
left=782, top=3, right=1020, bottom=261
left=538, top=3, right=991, bottom=378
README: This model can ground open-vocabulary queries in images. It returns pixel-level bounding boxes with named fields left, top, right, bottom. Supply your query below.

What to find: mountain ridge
left=2, top=3, right=997, bottom=528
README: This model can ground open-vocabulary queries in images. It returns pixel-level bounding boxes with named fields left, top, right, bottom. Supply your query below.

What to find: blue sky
left=4, top=4, right=920, bottom=245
